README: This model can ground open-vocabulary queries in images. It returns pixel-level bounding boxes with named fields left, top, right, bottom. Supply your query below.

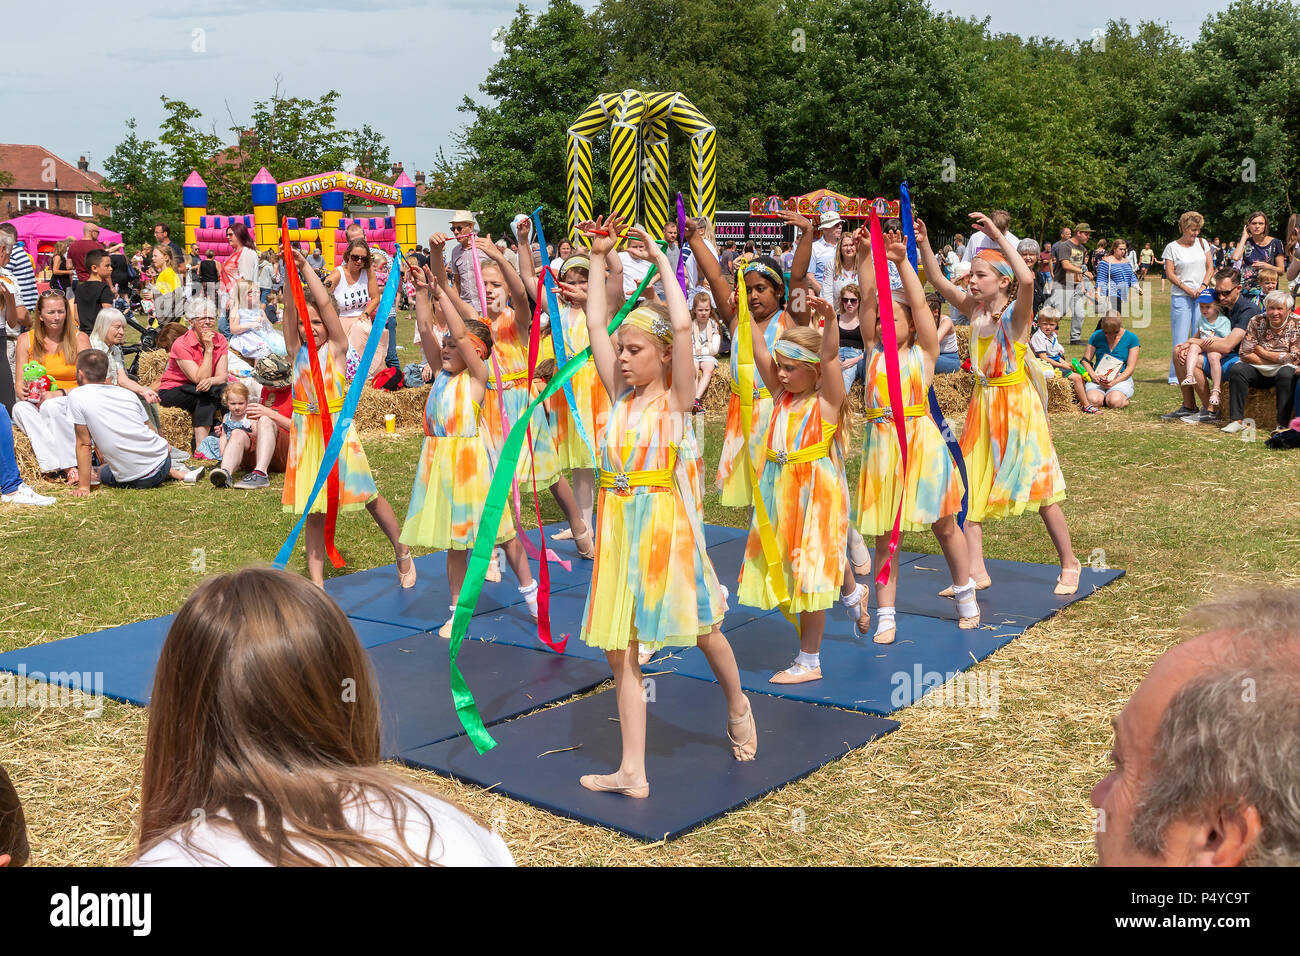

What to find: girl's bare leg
left=305, top=513, right=326, bottom=587
left=696, top=627, right=756, bottom=760
left=579, top=644, right=650, bottom=795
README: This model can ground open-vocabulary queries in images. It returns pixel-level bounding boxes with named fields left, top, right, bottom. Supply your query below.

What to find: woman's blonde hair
left=137, top=568, right=456, bottom=866
left=153, top=244, right=175, bottom=267
left=1179, top=211, right=1205, bottom=234
left=776, top=325, right=852, bottom=446
left=31, top=291, right=79, bottom=366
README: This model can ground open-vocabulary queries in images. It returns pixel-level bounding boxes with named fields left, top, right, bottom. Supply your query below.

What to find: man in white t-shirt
left=68, top=350, right=202, bottom=494
left=960, top=210, right=1020, bottom=263
left=809, top=212, right=842, bottom=292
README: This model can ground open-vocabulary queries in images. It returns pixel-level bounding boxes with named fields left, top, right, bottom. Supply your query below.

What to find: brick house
left=0, top=144, right=110, bottom=222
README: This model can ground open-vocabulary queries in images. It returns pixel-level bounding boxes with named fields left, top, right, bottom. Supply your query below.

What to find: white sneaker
left=1, top=483, right=56, bottom=506
left=182, top=466, right=205, bottom=484
left=1221, top=420, right=1247, bottom=434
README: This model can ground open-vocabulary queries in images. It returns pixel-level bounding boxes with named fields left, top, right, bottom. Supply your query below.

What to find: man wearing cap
left=809, top=212, right=842, bottom=292
left=231, top=356, right=293, bottom=489
left=1052, top=222, right=1092, bottom=345
left=447, top=210, right=489, bottom=313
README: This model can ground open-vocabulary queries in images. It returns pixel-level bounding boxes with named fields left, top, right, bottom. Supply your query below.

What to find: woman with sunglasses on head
left=325, top=238, right=383, bottom=380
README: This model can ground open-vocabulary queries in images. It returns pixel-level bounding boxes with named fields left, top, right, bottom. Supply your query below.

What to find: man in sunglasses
left=447, top=209, right=489, bottom=314
left=1174, top=268, right=1260, bottom=423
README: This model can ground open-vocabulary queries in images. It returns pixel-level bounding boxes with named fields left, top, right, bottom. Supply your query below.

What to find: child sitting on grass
left=200, top=380, right=257, bottom=487
left=68, top=349, right=204, bottom=494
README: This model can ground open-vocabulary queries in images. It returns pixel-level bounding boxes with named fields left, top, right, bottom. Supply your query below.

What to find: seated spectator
left=1173, top=267, right=1260, bottom=424
left=228, top=355, right=293, bottom=490
left=0, top=403, right=54, bottom=506
left=1031, top=308, right=1071, bottom=375
left=691, top=291, right=721, bottom=413
left=263, top=291, right=281, bottom=326
left=1091, top=589, right=1300, bottom=866
left=948, top=261, right=971, bottom=325
left=0, top=761, right=30, bottom=866
left=68, top=350, right=202, bottom=494
left=929, top=291, right=961, bottom=374
left=1079, top=313, right=1140, bottom=410
left=1221, top=290, right=1300, bottom=435
left=91, top=307, right=162, bottom=431
left=12, top=291, right=90, bottom=482
left=228, top=291, right=286, bottom=361
left=133, top=567, right=515, bottom=866
left=1179, top=290, right=1231, bottom=413
left=158, top=301, right=228, bottom=449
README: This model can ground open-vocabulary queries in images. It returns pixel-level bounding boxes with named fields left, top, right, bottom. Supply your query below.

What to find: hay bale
left=1218, top=382, right=1279, bottom=430
left=353, top=383, right=430, bottom=433
left=157, top=406, right=195, bottom=449
left=12, top=430, right=43, bottom=485
left=953, top=325, right=970, bottom=361
left=136, top=350, right=168, bottom=389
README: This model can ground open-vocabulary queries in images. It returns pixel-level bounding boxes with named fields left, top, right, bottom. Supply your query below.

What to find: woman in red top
left=158, top=304, right=229, bottom=450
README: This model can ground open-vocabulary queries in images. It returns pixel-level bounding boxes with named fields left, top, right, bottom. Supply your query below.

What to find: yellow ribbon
left=864, top=403, right=927, bottom=421
left=485, top=368, right=529, bottom=388
left=292, top=396, right=345, bottom=415
left=598, top=447, right=678, bottom=491
left=730, top=377, right=770, bottom=399
left=766, top=424, right=837, bottom=465
left=737, top=281, right=799, bottom=637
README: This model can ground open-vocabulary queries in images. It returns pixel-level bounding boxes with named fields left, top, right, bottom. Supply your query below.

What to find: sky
left=9, top=0, right=1226, bottom=182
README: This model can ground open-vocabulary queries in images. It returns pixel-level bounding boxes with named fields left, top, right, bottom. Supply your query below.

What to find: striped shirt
left=1095, top=259, right=1138, bottom=300
left=6, top=243, right=38, bottom=309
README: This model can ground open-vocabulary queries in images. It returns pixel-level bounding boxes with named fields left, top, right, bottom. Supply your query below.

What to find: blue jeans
left=99, top=455, right=171, bottom=489
left=839, top=347, right=866, bottom=392
left=0, top=405, right=23, bottom=495
left=935, top=352, right=962, bottom=374
left=1169, top=292, right=1196, bottom=384
left=384, top=308, right=399, bottom=369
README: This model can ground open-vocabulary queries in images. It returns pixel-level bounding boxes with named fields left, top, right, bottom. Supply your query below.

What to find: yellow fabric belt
left=292, top=396, right=344, bottom=415
left=598, top=449, right=678, bottom=492
left=730, top=377, right=770, bottom=400
left=864, top=403, right=926, bottom=421
left=984, top=366, right=1027, bottom=387
left=766, top=425, right=838, bottom=465
left=486, top=369, right=527, bottom=388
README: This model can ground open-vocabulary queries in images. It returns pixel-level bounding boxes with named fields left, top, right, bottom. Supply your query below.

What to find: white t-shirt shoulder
left=133, top=786, right=514, bottom=867
left=961, top=231, right=1020, bottom=263
left=67, top=383, right=168, bottom=483
left=1161, top=238, right=1210, bottom=288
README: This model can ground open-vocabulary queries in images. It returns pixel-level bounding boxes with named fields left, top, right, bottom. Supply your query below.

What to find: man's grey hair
left=1017, top=238, right=1040, bottom=257
left=1264, top=290, right=1294, bottom=312
left=0, top=231, right=13, bottom=251
left=1131, top=590, right=1300, bottom=866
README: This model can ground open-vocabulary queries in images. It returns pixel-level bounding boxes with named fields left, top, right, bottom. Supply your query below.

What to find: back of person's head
left=138, top=567, right=443, bottom=866
left=76, top=348, right=110, bottom=384
left=156, top=321, right=190, bottom=353
left=992, top=210, right=1010, bottom=231
left=1100, top=312, right=1123, bottom=334
left=0, top=223, right=16, bottom=240
left=85, top=249, right=108, bottom=272
left=205, top=249, right=215, bottom=259
left=0, top=762, right=29, bottom=867
left=925, top=291, right=943, bottom=314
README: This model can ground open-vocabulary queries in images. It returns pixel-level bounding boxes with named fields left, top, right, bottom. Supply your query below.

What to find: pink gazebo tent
left=0, top=211, right=124, bottom=268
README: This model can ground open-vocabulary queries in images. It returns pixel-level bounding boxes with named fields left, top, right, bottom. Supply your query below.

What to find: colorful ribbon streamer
left=735, top=278, right=800, bottom=636
left=449, top=264, right=665, bottom=754
left=899, top=182, right=968, bottom=527
left=869, top=210, right=907, bottom=586
left=274, top=244, right=401, bottom=570
left=279, top=224, right=343, bottom=568
left=531, top=207, right=595, bottom=462
left=675, top=193, right=688, bottom=297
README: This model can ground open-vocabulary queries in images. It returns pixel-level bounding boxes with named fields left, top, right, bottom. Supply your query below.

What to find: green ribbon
left=449, top=261, right=664, bottom=753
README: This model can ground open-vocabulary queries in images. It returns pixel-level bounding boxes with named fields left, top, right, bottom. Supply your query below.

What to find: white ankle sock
left=875, top=606, right=897, bottom=638
left=952, top=579, right=979, bottom=618
left=519, top=581, right=539, bottom=616
left=840, top=583, right=865, bottom=621
left=796, top=650, right=820, bottom=670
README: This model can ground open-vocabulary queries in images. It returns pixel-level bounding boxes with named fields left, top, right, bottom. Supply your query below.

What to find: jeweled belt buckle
left=775, top=451, right=788, bottom=465
left=613, top=473, right=630, bottom=492
left=306, top=403, right=319, bottom=414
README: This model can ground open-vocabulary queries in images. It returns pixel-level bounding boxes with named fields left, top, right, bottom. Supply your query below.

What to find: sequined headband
left=975, top=248, right=1014, bottom=278
left=773, top=339, right=820, bottom=364
left=742, top=260, right=784, bottom=290
left=622, top=306, right=673, bottom=343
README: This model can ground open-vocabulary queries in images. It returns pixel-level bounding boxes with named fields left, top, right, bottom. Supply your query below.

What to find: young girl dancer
left=577, top=215, right=755, bottom=798
left=853, top=230, right=978, bottom=644
left=400, top=264, right=539, bottom=638
left=736, top=296, right=850, bottom=683
left=916, top=214, right=1081, bottom=595
left=282, top=250, right=414, bottom=589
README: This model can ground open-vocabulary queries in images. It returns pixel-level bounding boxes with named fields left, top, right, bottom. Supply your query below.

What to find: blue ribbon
left=900, top=181, right=968, bottom=527
left=273, top=247, right=403, bottom=568
left=532, top=207, right=596, bottom=463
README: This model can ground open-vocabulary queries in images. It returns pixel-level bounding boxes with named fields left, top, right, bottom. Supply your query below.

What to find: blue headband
left=773, top=340, right=820, bottom=364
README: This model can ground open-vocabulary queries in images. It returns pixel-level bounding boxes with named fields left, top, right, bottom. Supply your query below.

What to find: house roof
left=0, top=144, right=108, bottom=193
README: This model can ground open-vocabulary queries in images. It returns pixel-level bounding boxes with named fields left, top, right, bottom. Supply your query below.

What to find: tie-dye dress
left=961, top=307, right=1066, bottom=522
left=738, top=392, right=848, bottom=614
left=400, top=369, right=515, bottom=550
left=581, top=390, right=726, bottom=652
left=715, top=310, right=791, bottom=505
left=482, top=309, right=560, bottom=491
left=282, top=344, right=377, bottom=515
left=549, top=305, right=608, bottom=471
left=855, top=345, right=964, bottom=534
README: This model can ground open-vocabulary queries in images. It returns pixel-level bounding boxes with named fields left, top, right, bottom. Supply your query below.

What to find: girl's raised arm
left=297, top=250, right=347, bottom=364
left=433, top=266, right=490, bottom=386
left=854, top=226, right=880, bottom=354
left=410, top=262, right=444, bottom=377
left=582, top=215, right=623, bottom=400
left=813, top=295, right=846, bottom=421
left=973, top=211, right=1034, bottom=338
left=514, top=218, right=540, bottom=309
left=628, top=225, right=692, bottom=414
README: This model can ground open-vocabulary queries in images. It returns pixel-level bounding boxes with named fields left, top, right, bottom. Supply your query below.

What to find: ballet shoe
left=958, top=611, right=981, bottom=630
left=727, top=699, right=757, bottom=761
left=396, top=546, right=416, bottom=589
left=940, top=575, right=991, bottom=598
left=769, top=662, right=822, bottom=684
left=1054, top=565, right=1081, bottom=596
left=873, top=623, right=897, bottom=645
left=574, top=524, right=596, bottom=560
left=580, top=773, right=649, bottom=799
left=485, top=550, right=503, bottom=583
left=550, top=528, right=575, bottom=541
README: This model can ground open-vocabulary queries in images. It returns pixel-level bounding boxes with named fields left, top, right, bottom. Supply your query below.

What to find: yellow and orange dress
left=282, top=344, right=377, bottom=515
left=855, top=345, right=964, bottom=534
left=581, top=389, right=726, bottom=652
left=400, top=369, right=515, bottom=550
left=715, top=310, right=791, bottom=505
left=961, top=307, right=1066, bottom=521
left=737, top=391, right=848, bottom=614
left=482, top=309, right=560, bottom=490
left=548, top=304, right=608, bottom=471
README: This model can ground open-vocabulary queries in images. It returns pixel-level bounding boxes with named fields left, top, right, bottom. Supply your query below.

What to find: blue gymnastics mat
left=401, top=673, right=898, bottom=843
left=0, top=614, right=419, bottom=707
left=369, top=631, right=611, bottom=756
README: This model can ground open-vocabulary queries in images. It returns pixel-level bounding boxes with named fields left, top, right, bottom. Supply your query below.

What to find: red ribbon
left=281, top=222, right=343, bottom=568
left=869, top=209, right=906, bottom=585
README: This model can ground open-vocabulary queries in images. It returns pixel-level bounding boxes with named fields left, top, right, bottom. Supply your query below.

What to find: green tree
left=100, top=119, right=180, bottom=246
left=347, top=124, right=392, bottom=182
